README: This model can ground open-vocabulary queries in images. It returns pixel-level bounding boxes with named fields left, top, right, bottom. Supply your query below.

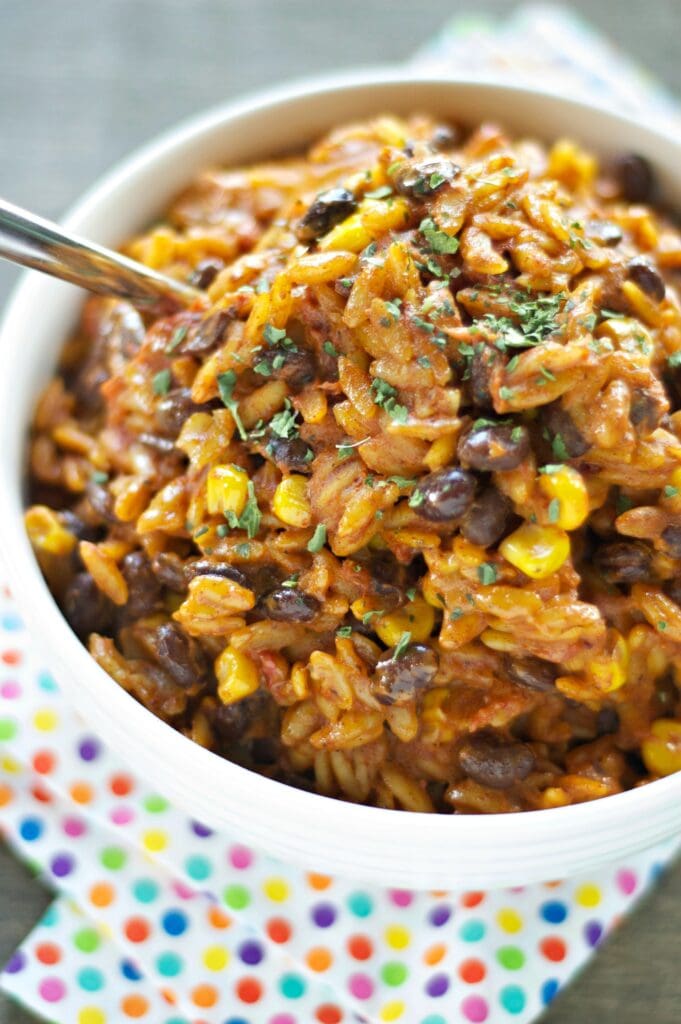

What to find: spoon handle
left=0, top=198, right=203, bottom=313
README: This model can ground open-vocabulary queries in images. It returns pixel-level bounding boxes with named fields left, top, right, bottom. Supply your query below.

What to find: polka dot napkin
left=3, top=7, right=681, bottom=1023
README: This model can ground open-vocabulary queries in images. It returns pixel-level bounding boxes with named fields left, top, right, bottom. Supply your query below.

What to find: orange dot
left=192, top=984, right=218, bottom=1008
left=459, top=958, right=486, bottom=984
left=540, top=936, right=566, bottom=962
left=0, top=784, right=12, bottom=807
left=70, top=782, right=93, bottom=804
left=423, top=943, right=447, bottom=966
left=431, top=890, right=448, bottom=898
left=35, top=942, right=61, bottom=965
left=267, top=917, right=291, bottom=943
left=110, top=774, right=133, bottom=797
left=89, top=883, right=114, bottom=908
left=124, top=917, right=150, bottom=943
left=544, top=879, right=563, bottom=888
left=307, top=872, right=332, bottom=890
left=316, top=1006, right=343, bottom=1023
left=2, top=650, right=22, bottom=665
left=121, top=995, right=149, bottom=1018
left=306, top=946, right=333, bottom=972
left=348, top=934, right=373, bottom=960
left=461, top=891, right=485, bottom=908
left=160, top=989, right=177, bottom=1006
left=208, top=906, right=231, bottom=929
left=31, top=784, right=51, bottom=803
left=32, top=750, right=55, bottom=774
left=237, top=977, right=262, bottom=1004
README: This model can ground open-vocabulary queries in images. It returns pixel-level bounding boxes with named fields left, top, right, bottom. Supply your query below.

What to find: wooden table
left=2, top=2, right=681, bottom=1020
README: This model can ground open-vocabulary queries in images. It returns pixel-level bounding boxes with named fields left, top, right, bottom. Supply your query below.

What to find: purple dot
left=429, top=904, right=452, bottom=927
left=191, top=820, right=213, bottom=838
left=63, top=817, right=85, bottom=838
left=239, top=940, right=264, bottom=965
left=584, top=920, right=603, bottom=947
left=462, top=995, right=489, bottom=1022
left=39, top=977, right=65, bottom=1002
left=5, top=951, right=26, bottom=974
left=312, top=902, right=336, bottom=928
left=51, top=853, right=74, bottom=878
left=426, top=973, right=450, bottom=998
left=390, top=889, right=413, bottom=907
left=78, top=738, right=100, bottom=762
left=348, top=973, right=373, bottom=999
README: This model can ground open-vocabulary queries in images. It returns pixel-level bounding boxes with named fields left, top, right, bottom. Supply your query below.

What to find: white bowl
left=2, top=69, right=681, bottom=890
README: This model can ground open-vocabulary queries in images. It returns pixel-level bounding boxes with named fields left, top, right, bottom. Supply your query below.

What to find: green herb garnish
left=217, top=370, right=248, bottom=440
left=307, top=523, right=328, bottom=553
left=370, top=377, right=408, bottom=422
left=419, top=217, right=460, bottom=255
left=224, top=480, right=261, bottom=538
left=548, top=498, right=560, bottom=523
left=477, top=563, right=497, bottom=586
left=152, top=369, right=172, bottom=396
left=391, top=631, right=412, bottom=660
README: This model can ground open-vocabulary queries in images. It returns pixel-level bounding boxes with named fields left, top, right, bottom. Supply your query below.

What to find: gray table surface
left=2, top=1, right=681, bottom=1021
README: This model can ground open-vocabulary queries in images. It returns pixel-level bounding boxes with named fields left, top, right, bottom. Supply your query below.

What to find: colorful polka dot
left=380, top=1000, right=405, bottom=1021
left=425, top=973, right=449, bottom=998
left=0, top=717, right=17, bottom=741
left=540, top=936, right=567, bottom=962
left=385, top=924, right=410, bottom=949
left=185, top=854, right=211, bottom=881
left=156, top=952, right=183, bottom=977
left=121, top=993, right=149, bottom=1017
left=499, top=985, right=526, bottom=1014
left=496, top=908, right=523, bottom=933
left=541, top=978, right=560, bottom=1005
left=575, top=882, right=601, bottom=907
left=142, top=829, right=167, bottom=852
left=192, top=983, right=218, bottom=1007
left=461, top=994, right=489, bottom=1022
left=132, top=879, right=159, bottom=904
left=460, top=919, right=486, bottom=942
left=39, top=977, right=66, bottom=1002
left=161, top=909, right=188, bottom=936
left=381, top=961, right=408, bottom=986
left=315, top=1006, right=343, bottom=1023
left=541, top=900, right=568, bottom=924
left=497, top=946, right=526, bottom=970
left=203, top=945, right=229, bottom=971
left=459, top=958, right=486, bottom=984
left=236, top=977, right=262, bottom=1004
left=224, top=884, right=251, bottom=910
left=19, top=817, right=43, bottom=841
left=239, top=940, right=264, bottom=965
left=349, top=973, right=374, bottom=1000
left=280, top=973, right=306, bottom=999
left=100, top=846, right=126, bottom=870
left=428, top=904, right=451, bottom=927
left=617, top=868, right=638, bottom=895
left=74, top=928, right=101, bottom=954
left=311, top=902, right=336, bottom=927
left=263, top=877, right=289, bottom=903
left=77, top=967, right=104, bottom=992
left=348, top=934, right=373, bottom=960
left=78, top=1009, right=106, bottom=1024
left=266, top=917, right=291, bottom=943
left=348, top=891, right=373, bottom=917
left=584, top=920, right=603, bottom=947
left=35, top=942, right=60, bottom=965
left=306, top=946, right=332, bottom=972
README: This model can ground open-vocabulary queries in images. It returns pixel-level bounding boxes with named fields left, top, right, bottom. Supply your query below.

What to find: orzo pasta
left=25, top=115, right=681, bottom=813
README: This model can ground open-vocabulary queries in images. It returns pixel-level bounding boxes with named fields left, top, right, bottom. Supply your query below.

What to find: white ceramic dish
left=2, top=69, right=681, bottom=890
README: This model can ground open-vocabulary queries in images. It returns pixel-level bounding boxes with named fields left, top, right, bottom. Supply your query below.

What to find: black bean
left=665, top=578, right=681, bottom=606
left=585, top=219, right=623, bottom=246
left=458, top=424, right=530, bottom=472
left=120, top=551, right=163, bottom=618
left=613, top=152, right=656, bottom=203
left=189, top=257, right=225, bottom=290
left=184, top=559, right=248, bottom=588
left=246, top=565, right=284, bottom=600
left=540, top=402, right=590, bottom=457
left=393, top=158, right=460, bottom=198
left=85, top=479, right=118, bottom=524
left=370, top=579, right=405, bottom=612
left=461, top=486, right=511, bottom=548
left=594, top=541, right=653, bottom=584
left=468, top=344, right=502, bottom=409
left=629, top=387, right=662, bottom=432
left=373, top=644, right=439, bottom=705
left=416, top=467, right=476, bottom=523
left=63, top=572, right=114, bottom=639
left=156, top=388, right=205, bottom=438
left=627, top=256, right=665, bottom=302
left=296, top=188, right=357, bottom=242
left=261, top=587, right=320, bottom=622
left=596, top=705, right=620, bottom=735
left=59, top=510, right=100, bottom=543
left=662, top=526, right=681, bottom=559
left=430, top=124, right=459, bottom=150
left=505, top=655, right=557, bottom=693
left=249, top=736, right=280, bottom=764
left=182, top=310, right=232, bottom=355
left=652, top=672, right=679, bottom=715
left=71, top=360, right=108, bottom=414
left=458, top=733, right=536, bottom=789
left=151, top=552, right=188, bottom=593
left=266, top=435, right=313, bottom=472
left=210, top=691, right=267, bottom=743
left=258, top=345, right=316, bottom=392
left=147, top=622, right=207, bottom=688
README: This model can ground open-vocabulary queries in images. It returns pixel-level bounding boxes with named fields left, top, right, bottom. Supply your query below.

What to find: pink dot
left=348, top=973, right=374, bottom=1000
left=389, top=889, right=413, bottom=907
left=270, top=1016, right=296, bottom=1024
left=172, top=880, right=196, bottom=900
left=1, top=681, right=20, bottom=699
left=230, top=844, right=253, bottom=870
left=462, top=995, right=489, bottom=1022
left=62, top=817, right=85, bottom=838
left=39, top=977, right=65, bottom=1002
left=617, top=869, right=637, bottom=895
left=110, top=806, right=134, bottom=826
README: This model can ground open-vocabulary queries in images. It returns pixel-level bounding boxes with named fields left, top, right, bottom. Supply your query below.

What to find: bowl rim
left=2, top=66, right=681, bottom=886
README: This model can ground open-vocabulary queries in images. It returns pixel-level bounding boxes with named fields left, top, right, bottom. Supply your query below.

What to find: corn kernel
left=642, top=718, right=681, bottom=776
left=585, top=629, right=629, bottom=693
left=374, top=596, right=435, bottom=646
left=215, top=646, right=260, bottom=705
left=538, top=465, right=589, bottom=530
left=272, top=475, right=312, bottom=527
left=206, top=464, right=249, bottom=517
left=500, top=523, right=570, bottom=579
left=319, top=198, right=410, bottom=253
left=25, top=506, right=77, bottom=556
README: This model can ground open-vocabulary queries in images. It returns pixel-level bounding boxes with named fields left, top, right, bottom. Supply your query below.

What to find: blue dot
left=2, top=613, right=22, bottom=631
left=162, top=909, right=188, bottom=936
left=460, top=919, right=485, bottom=942
left=541, top=900, right=567, bottom=924
left=650, top=862, right=666, bottom=882
left=133, top=878, right=159, bottom=903
left=120, top=958, right=143, bottom=981
left=37, top=671, right=58, bottom=692
left=347, top=891, right=373, bottom=917
left=542, top=978, right=560, bottom=1005
left=19, top=817, right=43, bottom=841
left=500, top=985, right=526, bottom=1014
left=421, top=1017, right=447, bottom=1024
left=224, top=1019, right=250, bottom=1024
left=77, top=966, right=104, bottom=992
left=40, top=905, right=59, bottom=927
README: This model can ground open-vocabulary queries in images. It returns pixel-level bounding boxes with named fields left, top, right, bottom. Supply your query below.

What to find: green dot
left=185, top=855, right=211, bottom=882
left=0, top=718, right=17, bottom=741
left=497, top=945, right=526, bottom=971
left=280, top=973, right=306, bottom=999
left=347, top=891, right=373, bottom=917
left=223, top=884, right=250, bottom=910
left=144, top=794, right=168, bottom=813
left=74, top=927, right=100, bottom=953
left=382, top=961, right=408, bottom=986
left=500, top=985, right=526, bottom=1014
left=100, top=846, right=127, bottom=871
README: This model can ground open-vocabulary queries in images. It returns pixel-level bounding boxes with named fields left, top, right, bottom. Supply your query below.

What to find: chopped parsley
left=477, top=562, right=497, bottom=586
left=473, top=416, right=511, bottom=430
left=281, top=573, right=299, bottom=589
left=152, top=369, right=172, bottom=396
left=365, top=185, right=393, bottom=200
left=417, top=355, right=432, bottom=369
left=362, top=609, right=383, bottom=625
left=406, top=587, right=417, bottom=602
left=391, top=631, right=412, bottom=660
left=538, top=365, right=557, bottom=383
left=165, top=324, right=188, bottom=354
left=217, top=370, right=248, bottom=440
left=548, top=498, right=560, bottom=523
left=668, top=351, right=681, bottom=368
left=216, top=524, right=229, bottom=537
left=408, top=488, right=424, bottom=508
left=263, top=323, right=295, bottom=348
left=429, top=171, right=447, bottom=190
left=323, top=340, right=339, bottom=357
left=371, top=377, right=408, bottom=422
left=450, top=608, right=463, bottom=621
left=419, top=217, right=460, bottom=255
left=600, top=308, right=627, bottom=320
left=664, top=485, right=679, bottom=498
left=235, top=543, right=251, bottom=557
left=510, top=426, right=524, bottom=442
left=658, top=621, right=668, bottom=631
left=336, top=437, right=369, bottom=460
left=387, top=475, right=417, bottom=489
left=551, top=433, right=570, bottom=461
left=336, top=625, right=353, bottom=638
left=224, top=480, right=261, bottom=538
left=269, top=400, right=300, bottom=440
left=616, top=493, right=633, bottom=515
left=307, top=523, right=328, bottom=553
left=538, top=463, right=565, bottom=475
left=382, top=298, right=402, bottom=325
left=482, top=291, right=565, bottom=353
left=499, top=386, right=516, bottom=402
left=90, top=470, right=109, bottom=485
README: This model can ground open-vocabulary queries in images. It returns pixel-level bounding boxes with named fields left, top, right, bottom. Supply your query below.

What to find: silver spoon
left=0, top=197, right=205, bottom=314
